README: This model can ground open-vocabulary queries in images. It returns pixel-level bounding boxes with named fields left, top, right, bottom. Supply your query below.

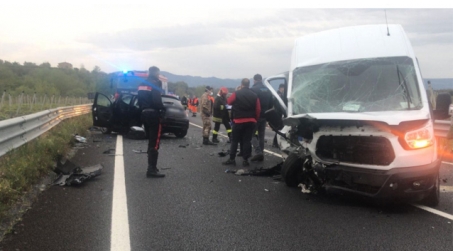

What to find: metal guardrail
left=0, top=104, right=91, bottom=157
left=434, top=119, right=452, bottom=139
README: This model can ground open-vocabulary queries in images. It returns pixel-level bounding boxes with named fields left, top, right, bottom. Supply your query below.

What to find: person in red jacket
left=222, top=78, right=260, bottom=167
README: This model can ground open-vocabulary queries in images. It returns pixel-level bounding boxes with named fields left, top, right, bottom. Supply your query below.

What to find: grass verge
left=0, top=113, right=92, bottom=218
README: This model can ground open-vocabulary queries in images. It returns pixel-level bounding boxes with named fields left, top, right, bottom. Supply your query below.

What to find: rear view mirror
left=433, top=93, right=452, bottom=120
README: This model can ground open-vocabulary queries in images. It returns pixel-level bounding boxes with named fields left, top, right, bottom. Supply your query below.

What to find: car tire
left=174, top=130, right=187, bottom=138
left=101, top=127, right=112, bottom=134
left=422, top=172, right=440, bottom=207
left=281, top=152, right=303, bottom=187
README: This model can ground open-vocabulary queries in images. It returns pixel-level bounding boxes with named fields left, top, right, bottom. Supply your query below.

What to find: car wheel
left=422, top=172, right=440, bottom=207
left=281, top=152, right=304, bottom=187
left=100, top=127, right=112, bottom=134
left=174, top=130, right=187, bottom=138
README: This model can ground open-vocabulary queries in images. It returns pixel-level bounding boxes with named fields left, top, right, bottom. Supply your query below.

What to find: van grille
left=316, top=136, right=395, bottom=166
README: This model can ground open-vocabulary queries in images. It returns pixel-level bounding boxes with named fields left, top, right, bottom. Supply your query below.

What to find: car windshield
left=291, top=56, right=423, bottom=114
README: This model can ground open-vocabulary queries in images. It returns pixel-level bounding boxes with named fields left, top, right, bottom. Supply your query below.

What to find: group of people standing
left=196, top=74, right=277, bottom=167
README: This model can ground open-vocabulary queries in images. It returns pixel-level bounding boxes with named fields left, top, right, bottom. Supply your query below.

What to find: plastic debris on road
left=298, top=183, right=311, bottom=194
left=74, top=135, right=87, bottom=143
left=133, top=149, right=147, bottom=154
left=53, top=160, right=103, bottom=186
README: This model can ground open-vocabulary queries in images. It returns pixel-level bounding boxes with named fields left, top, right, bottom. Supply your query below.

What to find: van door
left=92, top=93, right=113, bottom=128
left=263, top=74, right=288, bottom=131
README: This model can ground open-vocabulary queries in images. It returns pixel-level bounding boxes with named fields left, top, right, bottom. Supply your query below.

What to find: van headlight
left=404, top=122, right=434, bottom=149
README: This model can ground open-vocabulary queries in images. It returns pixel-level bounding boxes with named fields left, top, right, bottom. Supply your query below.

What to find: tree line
left=0, top=60, right=111, bottom=98
left=167, top=81, right=236, bottom=99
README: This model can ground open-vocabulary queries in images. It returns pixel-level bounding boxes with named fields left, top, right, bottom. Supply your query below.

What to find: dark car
left=92, top=92, right=189, bottom=138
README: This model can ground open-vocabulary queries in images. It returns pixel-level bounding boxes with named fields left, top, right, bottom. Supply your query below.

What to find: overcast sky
left=1, top=2, right=452, bottom=79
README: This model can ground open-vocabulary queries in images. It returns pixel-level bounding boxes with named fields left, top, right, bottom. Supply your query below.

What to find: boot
left=203, top=137, right=217, bottom=145
left=212, top=134, right=220, bottom=143
left=147, top=151, right=165, bottom=178
left=226, top=132, right=231, bottom=143
left=222, top=158, right=236, bottom=166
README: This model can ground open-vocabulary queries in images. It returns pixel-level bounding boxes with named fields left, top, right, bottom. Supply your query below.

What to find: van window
left=291, top=56, right=423, bottom=114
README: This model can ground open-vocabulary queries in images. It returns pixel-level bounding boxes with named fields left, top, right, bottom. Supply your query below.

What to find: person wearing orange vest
left=192, top=95, right=199, bottom=117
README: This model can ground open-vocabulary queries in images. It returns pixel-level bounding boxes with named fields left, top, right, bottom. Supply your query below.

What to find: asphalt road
left=1, top=116, right=452, bottom=251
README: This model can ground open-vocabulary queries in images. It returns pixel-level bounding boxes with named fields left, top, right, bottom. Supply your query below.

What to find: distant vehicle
left=264, top=24, right=452, bottom=206
left=92, top=92, right=189, bottom=138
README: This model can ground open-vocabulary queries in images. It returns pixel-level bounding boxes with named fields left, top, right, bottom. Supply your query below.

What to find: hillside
left=161, top=71, right=452, bottom=91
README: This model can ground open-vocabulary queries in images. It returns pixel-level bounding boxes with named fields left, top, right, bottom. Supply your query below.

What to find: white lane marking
left=440, top=185, right=453, bottom=192
left=110, top=135, right=131, bottom=251
left=190, top=121, right=453, bottom=220
left=190, top=122, right=282, bottom=157
left=412, top=204, right=453, bottom=221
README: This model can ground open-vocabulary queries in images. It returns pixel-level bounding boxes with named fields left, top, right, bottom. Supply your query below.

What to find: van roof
left=292, top=24, right=415, bottom=70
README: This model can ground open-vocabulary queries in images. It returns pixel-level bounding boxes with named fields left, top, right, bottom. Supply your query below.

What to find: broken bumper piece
left=54, top=163, right=103, bottom=186
left=324, top=159, right=441, bottom=202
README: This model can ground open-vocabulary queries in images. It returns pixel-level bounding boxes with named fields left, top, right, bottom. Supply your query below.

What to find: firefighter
left=201, top=86, right=216, bottom=145
left=192, top=95, right=199, bottom=117
left=137, top=66, right=166, bottom=178
left=212, top=87, right=232, bottom=143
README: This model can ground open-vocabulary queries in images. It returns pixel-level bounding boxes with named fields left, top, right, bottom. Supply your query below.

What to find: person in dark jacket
left=250, top=74, right=273, bottom=162
left=222, top=78, right=261, bottom=167
left=137, top=66, right=165, bottom=178
left=212, top=87, right=232, bottom=143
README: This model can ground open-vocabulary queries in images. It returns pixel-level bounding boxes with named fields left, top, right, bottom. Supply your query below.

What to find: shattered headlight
left=404, top=122, right=434, bottom=149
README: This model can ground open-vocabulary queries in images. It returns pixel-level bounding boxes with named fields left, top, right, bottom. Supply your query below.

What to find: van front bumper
left=324, top=159, right=441, bottom=202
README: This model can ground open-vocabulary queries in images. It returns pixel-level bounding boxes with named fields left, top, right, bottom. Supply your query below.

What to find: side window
left=97, top=94, right=111, bottom=107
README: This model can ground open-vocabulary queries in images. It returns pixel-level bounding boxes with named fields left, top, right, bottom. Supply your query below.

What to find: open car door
left=263, top=74, right=288, bottom=131
left=92, top=93, right=113, bottom=128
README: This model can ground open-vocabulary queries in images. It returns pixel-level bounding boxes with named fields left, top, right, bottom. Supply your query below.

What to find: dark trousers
left=230, top=122, right=255, bottom=160
left=251, top=118, right=267, bottom=154
left=142, top=110, right=162, bottom=167
left=213, top=117, right=232, bottom=134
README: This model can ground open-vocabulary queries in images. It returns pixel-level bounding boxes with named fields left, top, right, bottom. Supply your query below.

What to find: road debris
left=125, top=126, right=147, bottom=140
left=103, top=148, right=115, bottom=154
left=74, top=135, right=87, bottom=143
left=133, top=149, right=147, bottom=154
left=298, top=183, right=311, bottom=194
left=53, top=160, right=103, bottom=186
left=264, top=189, right=269, bottom=192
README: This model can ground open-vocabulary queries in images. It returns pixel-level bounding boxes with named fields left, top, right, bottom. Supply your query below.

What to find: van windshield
left=291, top=56, right=423, bottom=114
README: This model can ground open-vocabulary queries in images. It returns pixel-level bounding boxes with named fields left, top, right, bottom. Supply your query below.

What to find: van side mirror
left=432, top=93, right=452, bottom=120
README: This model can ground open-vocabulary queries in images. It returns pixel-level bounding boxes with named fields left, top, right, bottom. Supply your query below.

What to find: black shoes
left=212, top=136, right=220, bottom=143
left=203, top=137, right=217, bottom=145
left=250, top=154, right=264, bottom=162
left=146, top=166, right=165, bottom=178
left=222, top=159, right=236, bottom=166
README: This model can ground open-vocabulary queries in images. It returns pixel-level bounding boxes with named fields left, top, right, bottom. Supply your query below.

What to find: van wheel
left=281, top=152, right=304, bottom=187
left=423, top=172, right=440, bottom=207
left=101, top=127, right=112, bottom=134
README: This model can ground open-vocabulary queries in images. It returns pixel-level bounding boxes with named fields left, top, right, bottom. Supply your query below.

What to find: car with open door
left=92, top=93, right=189, bottom=138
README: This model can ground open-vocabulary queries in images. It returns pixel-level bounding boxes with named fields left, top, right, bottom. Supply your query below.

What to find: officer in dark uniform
left=137, top=66, right=165, bottom=178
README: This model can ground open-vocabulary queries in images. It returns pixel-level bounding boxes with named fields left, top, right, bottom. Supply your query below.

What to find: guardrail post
left=15, top=91, right=24, bottom=116
left=0, top=90, right=5, bottom=111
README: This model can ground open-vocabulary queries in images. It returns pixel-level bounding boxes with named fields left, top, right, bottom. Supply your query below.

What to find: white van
left=264, top=25, right=450, bottom=205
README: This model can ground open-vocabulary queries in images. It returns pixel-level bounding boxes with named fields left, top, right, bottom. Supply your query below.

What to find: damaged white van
left=264, top=24, right=448, bottom=206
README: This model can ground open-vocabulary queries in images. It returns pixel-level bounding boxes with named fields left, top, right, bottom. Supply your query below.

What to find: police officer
left=137, top=66, right=165, bottom=178
left=201, top=86, right=216, bottom=145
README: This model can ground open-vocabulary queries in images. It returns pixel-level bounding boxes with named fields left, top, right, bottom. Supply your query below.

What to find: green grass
left=0, top=101, right=89, bottom=121
left=0, top=114, right=92, bottom=217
